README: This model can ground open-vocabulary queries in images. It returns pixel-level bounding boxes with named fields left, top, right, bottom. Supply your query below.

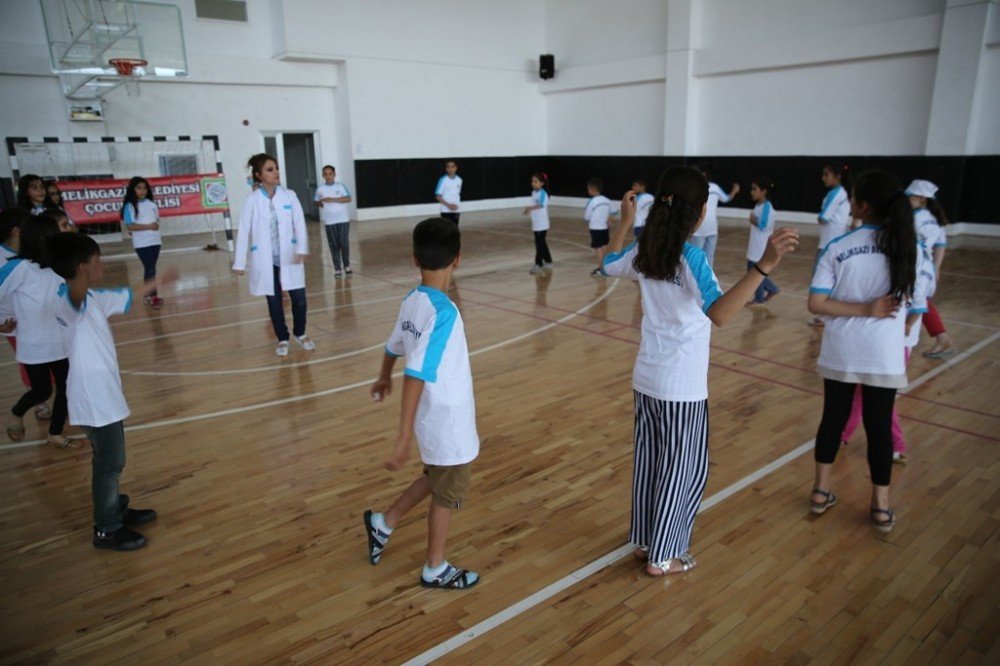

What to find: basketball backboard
left=40, top=0, right=188, bottom=99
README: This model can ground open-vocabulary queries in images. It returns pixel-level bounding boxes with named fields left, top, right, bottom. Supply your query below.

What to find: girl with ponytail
left=604, top=166, right=799, bottom=577
left=905, top=179, right=954, bottom=358
left=807, top=169, right=919, bottom=534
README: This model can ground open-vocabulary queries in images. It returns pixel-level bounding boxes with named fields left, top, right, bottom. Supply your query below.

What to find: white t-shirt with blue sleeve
left=123, top=199, right=161, bottom=249
left=633, top=193, right=655, bottom=229
left=697, top=182, right=731, bottom=238
left=914, top=208, right=945, bottom=254
left=435, top=175, right=462, bottom=213
left=584, top=195, right=612, bottom=230
left=809, top=224, right=908, bottom=387
left=906, top=243, right=935, bottom=350
left=54, top=286, right=133, bottom=427
left=747, top=201, right=775, bottom=262
left=818, top=185, right=851, bottom=250
left=0, top=259, right=67, bottom=362
left=530, top=188, right=549, bottom=231
left=314, top=182, right=351, bottom=224
left=385, top=285, right=479, bottom=466
left=602, top=242, right=722, bottom=402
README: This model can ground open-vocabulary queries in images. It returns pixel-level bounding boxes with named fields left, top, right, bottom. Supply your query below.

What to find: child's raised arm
left=707, top=227, right=799, bottom=326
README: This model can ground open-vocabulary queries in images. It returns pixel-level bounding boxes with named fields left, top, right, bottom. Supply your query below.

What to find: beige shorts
left=424, top=463, right=471, bottom=510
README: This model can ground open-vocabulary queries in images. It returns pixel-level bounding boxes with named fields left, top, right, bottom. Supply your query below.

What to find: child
left=693, top=164, right=739, bottom=267
left=44, top=180, right=75, bottom=229
left=232, top=153, right=314, bottom=357
left=808, top=170, right=919, bottom=533
left=746, top=178, right=780, bottom=306
left=314, top=165, right=353, bottom=277
left=0, top=208, right=49, bottom=419
left=810, top=164, right=852, bottom=325
left=839, top=242, right=934, bottom=464
left=435, top=160, right=462, bottom=225
left=523, top=172, right=552, bottom=275
left=45, top=208, right=75, bottom=233
left=604, top=167, right=799, bottom=576
left=906, top=179, right=954, bottom=358
left=0, top=216, right=80, bottom=448
left=584, top=178, right=612, bottom=276
left=121, top=177, right=163, bottom=309
left=631, top=179, right=654, bottom=239
left=16, top=174, right=47, bottom=215
left=49, top=232, right=158, bottom=550
left=364, top=217, right=480, bottom=590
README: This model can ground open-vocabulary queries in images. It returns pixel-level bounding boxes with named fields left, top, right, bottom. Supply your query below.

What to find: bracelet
left=752, top=263, right=769, bottom=277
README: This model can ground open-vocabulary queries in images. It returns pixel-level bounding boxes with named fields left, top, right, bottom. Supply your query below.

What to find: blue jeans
left=82, top=420, right=128, bottom=532
left=135, top=244, right=160, bottom=296
left=747, top=260, right=779, bottom=303
left=266, top=264, right=307, bottom=341
left=689, top=235, right=717, bottom=267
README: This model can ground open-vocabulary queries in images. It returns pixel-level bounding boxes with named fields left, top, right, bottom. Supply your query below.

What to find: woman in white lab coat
left=232, top=153, right=315, bottom=356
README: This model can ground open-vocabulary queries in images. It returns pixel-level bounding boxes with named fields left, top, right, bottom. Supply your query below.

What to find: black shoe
left=123, top=507, right=157, bottom=526
left=93, top=526, right=147, bottom=551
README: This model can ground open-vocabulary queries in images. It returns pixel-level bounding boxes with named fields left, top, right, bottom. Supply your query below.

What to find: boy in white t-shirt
left=314, top=165, right=354, bottom=277
left=435, top=160, right=462, bottom=225
left=584, top=178, right=613, bottom=277
left=364, top=217, right=480, bottom=590
left=49, top=232, right=159, bottom=552
left=631, top=179, right=654, bottom=240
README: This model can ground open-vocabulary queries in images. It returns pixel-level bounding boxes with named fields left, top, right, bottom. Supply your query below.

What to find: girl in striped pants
left=604, top=167, right=799, bottom=576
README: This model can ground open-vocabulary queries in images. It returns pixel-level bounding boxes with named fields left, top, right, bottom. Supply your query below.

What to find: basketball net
left=109, top=58, right=146, bottom=98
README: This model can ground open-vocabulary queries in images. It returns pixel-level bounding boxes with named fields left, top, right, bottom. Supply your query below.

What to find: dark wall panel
left=355, top=155, right=1000, bottom=224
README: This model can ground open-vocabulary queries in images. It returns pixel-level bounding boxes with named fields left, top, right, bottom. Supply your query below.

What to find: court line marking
left=0, top=279, right=620, bottom=452
left=120, top=343, right=386, bottom=377
left=401, top=329, right=1000, bottom=666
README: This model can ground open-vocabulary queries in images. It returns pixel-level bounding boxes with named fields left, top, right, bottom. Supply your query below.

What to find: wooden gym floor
left=1, top=210, right=998, bottom=664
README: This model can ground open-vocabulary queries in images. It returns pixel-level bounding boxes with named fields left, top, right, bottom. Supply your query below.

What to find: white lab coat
left=232, top=185, right=309, bottom=296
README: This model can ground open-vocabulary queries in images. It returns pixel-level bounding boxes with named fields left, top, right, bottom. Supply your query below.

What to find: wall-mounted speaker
left=539, top=54, right=555, bottom=80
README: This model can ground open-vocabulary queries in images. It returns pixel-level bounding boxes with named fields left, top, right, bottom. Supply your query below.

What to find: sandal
left=419, top=563, right=480, bottom=590
left=34, top=403, right=52, bottom=421
left=294, top=335, right=316, bottom=351
left=6, top=421, right=25, bottom=442
left=923, top=347, right=956, bottom=359
left=647, top=552, right=696, bottom=576
left=47, top=435, right=84, bottom=450
left=892, top=452, right=908, bottom=465
left=871, top=507, right=895, bottom=533
left=810, top=488, right=838, bottom=515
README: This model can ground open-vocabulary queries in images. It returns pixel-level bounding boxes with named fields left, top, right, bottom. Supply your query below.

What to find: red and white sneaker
left=148, top=296, right=163, bottom=309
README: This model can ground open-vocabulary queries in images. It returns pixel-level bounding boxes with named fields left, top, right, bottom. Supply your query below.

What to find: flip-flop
left=6, top=422, right=25, bottom=442
left=46, top=435, right=84, bottom=450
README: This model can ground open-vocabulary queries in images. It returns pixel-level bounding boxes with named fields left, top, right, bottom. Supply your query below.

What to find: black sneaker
left=123, top=507, right=157, bottom=526
left=93, top=526, right=147, bottom=551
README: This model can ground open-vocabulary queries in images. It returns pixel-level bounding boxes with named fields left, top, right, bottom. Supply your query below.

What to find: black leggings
left=815, top=379, right=897, bottom=486
left=12, top=359, right=69, bottom=436
left=534, top=231, right=552, bottom=267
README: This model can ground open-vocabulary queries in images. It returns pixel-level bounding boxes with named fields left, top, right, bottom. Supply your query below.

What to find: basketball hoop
left=109, top=57, right=147, bottom=97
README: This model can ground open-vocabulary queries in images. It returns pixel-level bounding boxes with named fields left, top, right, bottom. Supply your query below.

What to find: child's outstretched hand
left=0, top=318, right=15, bottom=334
left=620, top=191, right=637, bottom=225
left=758, top=227, right=800, bottom=272
left=371, top=377, right=392, bottom=402
left=866, top=295, right=902, bottom=318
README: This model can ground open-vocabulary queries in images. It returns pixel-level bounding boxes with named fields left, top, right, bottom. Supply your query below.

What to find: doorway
left=261, top=132, right=320, bottom=220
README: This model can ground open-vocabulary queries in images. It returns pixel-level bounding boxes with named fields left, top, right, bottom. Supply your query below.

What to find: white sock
left=422, top=560, right=449, bottom=581
left=372, top=512, right=393, bottom=534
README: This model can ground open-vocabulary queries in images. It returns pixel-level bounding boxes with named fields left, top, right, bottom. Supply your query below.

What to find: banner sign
left=58, top=174, right=229, bottom=225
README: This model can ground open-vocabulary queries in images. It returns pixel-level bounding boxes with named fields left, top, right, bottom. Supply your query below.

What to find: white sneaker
left=276, top=341, right=290, bottom=357
left=529, top=265, right=544, bottom=275
left=542, top=261, right=554, bottom=268
left=295, top=335, right=316, bottom=351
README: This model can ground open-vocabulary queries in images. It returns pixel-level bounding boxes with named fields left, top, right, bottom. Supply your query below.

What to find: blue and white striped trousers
left=630, top=391, right=709, bottom=564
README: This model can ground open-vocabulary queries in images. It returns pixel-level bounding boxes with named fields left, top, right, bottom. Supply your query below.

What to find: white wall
left=969, top=44, right=1000, bottom=154
left=546, top=82, right=665, bottom=155
left=695, top=53, right=939, bottom=155
left=544, top=0, right=668, bottom=68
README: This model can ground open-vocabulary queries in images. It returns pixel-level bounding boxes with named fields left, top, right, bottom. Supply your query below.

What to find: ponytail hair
left=633, top=166, right=709, bottom=280
left=853, top=170, right=917, bottom=298
left=926, top=198, right=949, bottom=226
left=532, top=171, right=548, bottom=189
left=823, top=162, right=851, bottom=193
